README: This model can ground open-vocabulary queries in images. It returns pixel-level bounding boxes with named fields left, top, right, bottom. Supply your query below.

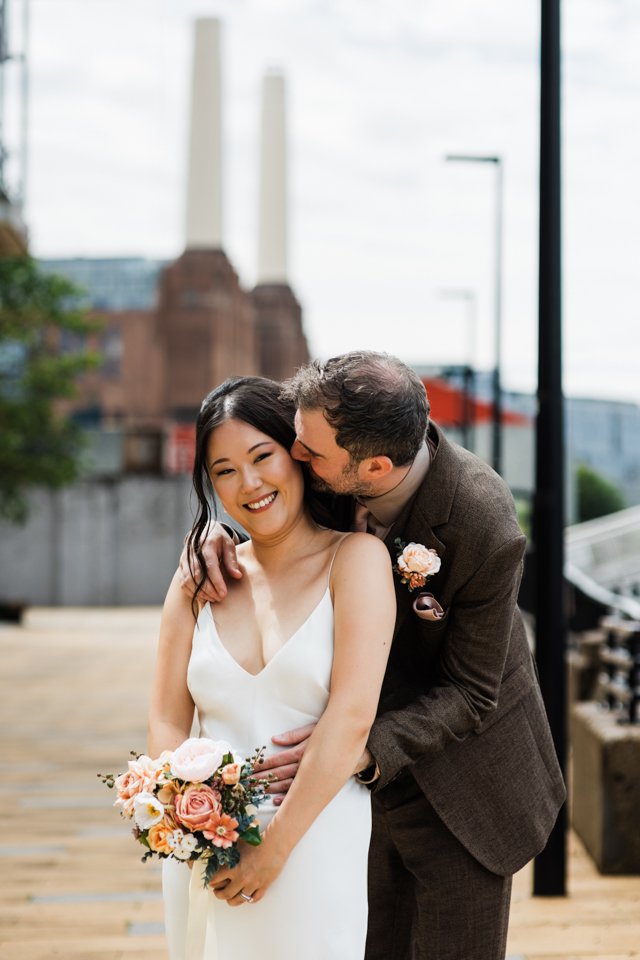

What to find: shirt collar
left=358, top=440, right=431, bottom=528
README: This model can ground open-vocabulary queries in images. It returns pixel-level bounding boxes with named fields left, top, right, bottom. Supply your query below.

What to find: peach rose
left=113, top=768, right=147, bottom=818
left=133, top=754, right=168, bottom=790
left=113, top=754, right=169, bottom=818
left=157, top=779, right=182, bottom=807
left=175, top=784, right=222, bottom=833
left=397, top=543, right=441, bottom=578
left=147, top=819, right=176, bottom=855
left=221, top=762, right=242, bottom=785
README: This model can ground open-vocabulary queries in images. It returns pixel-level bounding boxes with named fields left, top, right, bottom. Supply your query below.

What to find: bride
left=148, top=376, right=395, bottom=959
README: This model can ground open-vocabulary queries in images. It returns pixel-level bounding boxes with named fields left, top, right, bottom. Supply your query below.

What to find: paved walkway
left=1, top=608, right=639, bottom=960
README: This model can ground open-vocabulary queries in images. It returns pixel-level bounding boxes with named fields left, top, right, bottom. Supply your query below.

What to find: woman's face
left=206, top=418, right=306, bottom=537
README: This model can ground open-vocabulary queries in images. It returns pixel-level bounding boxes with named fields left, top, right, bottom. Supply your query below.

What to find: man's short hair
left=281, top=351, right=430, bottom=466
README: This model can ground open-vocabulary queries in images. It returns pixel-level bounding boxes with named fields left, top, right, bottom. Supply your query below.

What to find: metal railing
left=597, top=616, right=640, bottom=724
left=565, top=561, right=640, bottom=623
left=564, top=544, right=640, bottom=724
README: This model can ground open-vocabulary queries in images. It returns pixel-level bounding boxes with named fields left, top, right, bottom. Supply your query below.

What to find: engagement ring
left=239, top=892, right=253, bottom=903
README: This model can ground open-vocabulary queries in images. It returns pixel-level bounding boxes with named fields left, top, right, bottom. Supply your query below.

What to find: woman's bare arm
left=147, top=569, right=197, bottom=756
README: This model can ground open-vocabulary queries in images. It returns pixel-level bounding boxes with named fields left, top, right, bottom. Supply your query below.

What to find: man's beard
left=306, top=462, right=376, bottom=498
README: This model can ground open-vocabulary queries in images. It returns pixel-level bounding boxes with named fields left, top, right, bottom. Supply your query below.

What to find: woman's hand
left=208, top=839, right=288, bottom=906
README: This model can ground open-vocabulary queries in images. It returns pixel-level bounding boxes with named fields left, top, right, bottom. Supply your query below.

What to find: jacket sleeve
left=220, top=522, right=248, bottom=545
left=366, top=532, right=527, bottom=790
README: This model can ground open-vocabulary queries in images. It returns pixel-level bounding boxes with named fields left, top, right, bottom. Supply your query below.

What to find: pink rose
left=175, top=784, right=222, bottom=833
left=397, top=543, right=441, bottom=578
left=170, top=737, right=231, bottom=783
left=221, top=762, right=242, bottom=785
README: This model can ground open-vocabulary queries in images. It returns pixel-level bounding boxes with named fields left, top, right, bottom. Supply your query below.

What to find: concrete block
left=571, top=701, right=640, bottom=873
left=567, top=629, right=603, bottom=703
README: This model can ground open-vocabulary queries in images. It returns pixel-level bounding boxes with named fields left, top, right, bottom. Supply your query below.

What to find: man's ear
left=357, top=456, right=394, bottom=481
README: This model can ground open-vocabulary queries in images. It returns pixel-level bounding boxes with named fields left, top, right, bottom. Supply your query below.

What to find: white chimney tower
left=185, top=18, right=223, bottom=249
left=257, top=71, right=288, bottom=284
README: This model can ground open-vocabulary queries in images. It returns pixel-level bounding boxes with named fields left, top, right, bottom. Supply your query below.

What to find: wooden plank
left=2, top=607, right=640, bottom=960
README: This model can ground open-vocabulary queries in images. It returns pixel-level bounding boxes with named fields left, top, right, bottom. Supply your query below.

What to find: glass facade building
left=38, top=257, right=167, bottom=311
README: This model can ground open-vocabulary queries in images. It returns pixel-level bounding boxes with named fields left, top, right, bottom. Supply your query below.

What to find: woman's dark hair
left=187, top=376, right=347, bottom=610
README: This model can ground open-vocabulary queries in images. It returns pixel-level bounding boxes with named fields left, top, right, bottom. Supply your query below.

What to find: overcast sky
left=3, top=0, right=639, bottom=402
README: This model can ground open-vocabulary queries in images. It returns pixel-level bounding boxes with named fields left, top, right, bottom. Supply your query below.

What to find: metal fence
left=597, top=616, right=640, bottom=724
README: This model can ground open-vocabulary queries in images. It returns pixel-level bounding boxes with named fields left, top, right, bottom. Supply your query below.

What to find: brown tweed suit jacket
left=366, top=421, right=566, bottom=877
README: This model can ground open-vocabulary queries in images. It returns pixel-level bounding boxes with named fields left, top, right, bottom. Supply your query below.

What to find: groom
left=183, top=351, right=565, bottom=960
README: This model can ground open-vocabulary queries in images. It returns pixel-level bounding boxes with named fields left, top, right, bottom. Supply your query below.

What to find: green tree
left=576, top=463, right=626, bottom=523
left=0, top=256, right=99, bottom=523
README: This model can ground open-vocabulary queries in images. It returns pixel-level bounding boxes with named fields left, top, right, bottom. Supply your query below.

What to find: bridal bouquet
left=99, top=737, right=269, bottom=886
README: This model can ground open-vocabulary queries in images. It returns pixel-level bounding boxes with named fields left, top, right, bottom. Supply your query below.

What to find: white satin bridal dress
left=162, top=584, right=371, bottom=960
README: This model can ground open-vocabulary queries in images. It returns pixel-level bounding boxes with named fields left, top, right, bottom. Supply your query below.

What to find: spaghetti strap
left=327, top=533, right=353, bottom=589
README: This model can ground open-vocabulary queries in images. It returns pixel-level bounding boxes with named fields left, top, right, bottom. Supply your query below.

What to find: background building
left=38, top=20, right=309, bottom=476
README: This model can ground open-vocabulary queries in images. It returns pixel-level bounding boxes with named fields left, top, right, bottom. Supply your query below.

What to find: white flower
left=152, top=750, right=174, bottom=784
left=168, top=828, right=200, bottom=860
left=133, top=792, right=165, bottom=830
left=181, top=833, right=199, bottom=854
left=244, top=804, right=258, bottom=817
left=397, top=543, right=441, bottom=577
left=170, top=737, right=233, bottom=783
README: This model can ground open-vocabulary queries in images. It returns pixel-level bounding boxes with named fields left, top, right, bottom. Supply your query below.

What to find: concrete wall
left=1, top=425, right=534, bottom=608
left=0, top=477, right=196, bottom=606
left=571, top=702, right=640, bottom=873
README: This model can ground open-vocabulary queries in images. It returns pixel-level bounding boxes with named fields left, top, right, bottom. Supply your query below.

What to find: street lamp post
left=445, top=154, right=503, bottom=475
left=533, top=0, right=566, bottom=897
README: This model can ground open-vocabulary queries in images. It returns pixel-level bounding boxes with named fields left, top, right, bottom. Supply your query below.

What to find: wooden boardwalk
left=1, top=607, right=639, bottom=960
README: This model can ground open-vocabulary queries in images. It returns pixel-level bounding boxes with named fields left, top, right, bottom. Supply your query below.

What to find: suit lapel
left=385, top=501, right=446, bottom=639
left=384, top=423, right=459, bottom=638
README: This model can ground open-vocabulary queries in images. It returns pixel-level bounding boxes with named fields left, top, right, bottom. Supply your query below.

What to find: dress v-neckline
left=202, top=585, right=331, bottom=679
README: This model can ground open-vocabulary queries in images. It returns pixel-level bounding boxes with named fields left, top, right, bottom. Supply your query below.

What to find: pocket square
left=412, top=592, right=446, bottom=622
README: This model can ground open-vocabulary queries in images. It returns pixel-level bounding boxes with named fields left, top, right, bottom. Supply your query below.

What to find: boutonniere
left=393, top=538, right=441, bottom=592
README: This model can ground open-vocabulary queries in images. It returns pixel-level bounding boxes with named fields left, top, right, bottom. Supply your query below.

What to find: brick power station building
left=51, top=21, right=309, bottom=474
left=60, top=247, right=308, bottom=475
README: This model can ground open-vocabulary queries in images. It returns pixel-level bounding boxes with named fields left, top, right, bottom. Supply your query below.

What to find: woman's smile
left=244, top=491, right=278, bottom=513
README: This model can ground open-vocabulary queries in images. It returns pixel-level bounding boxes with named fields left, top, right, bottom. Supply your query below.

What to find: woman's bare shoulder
left=335, top=531, right=389, bottom=560
left=329, top=532, right=391, bottom=585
